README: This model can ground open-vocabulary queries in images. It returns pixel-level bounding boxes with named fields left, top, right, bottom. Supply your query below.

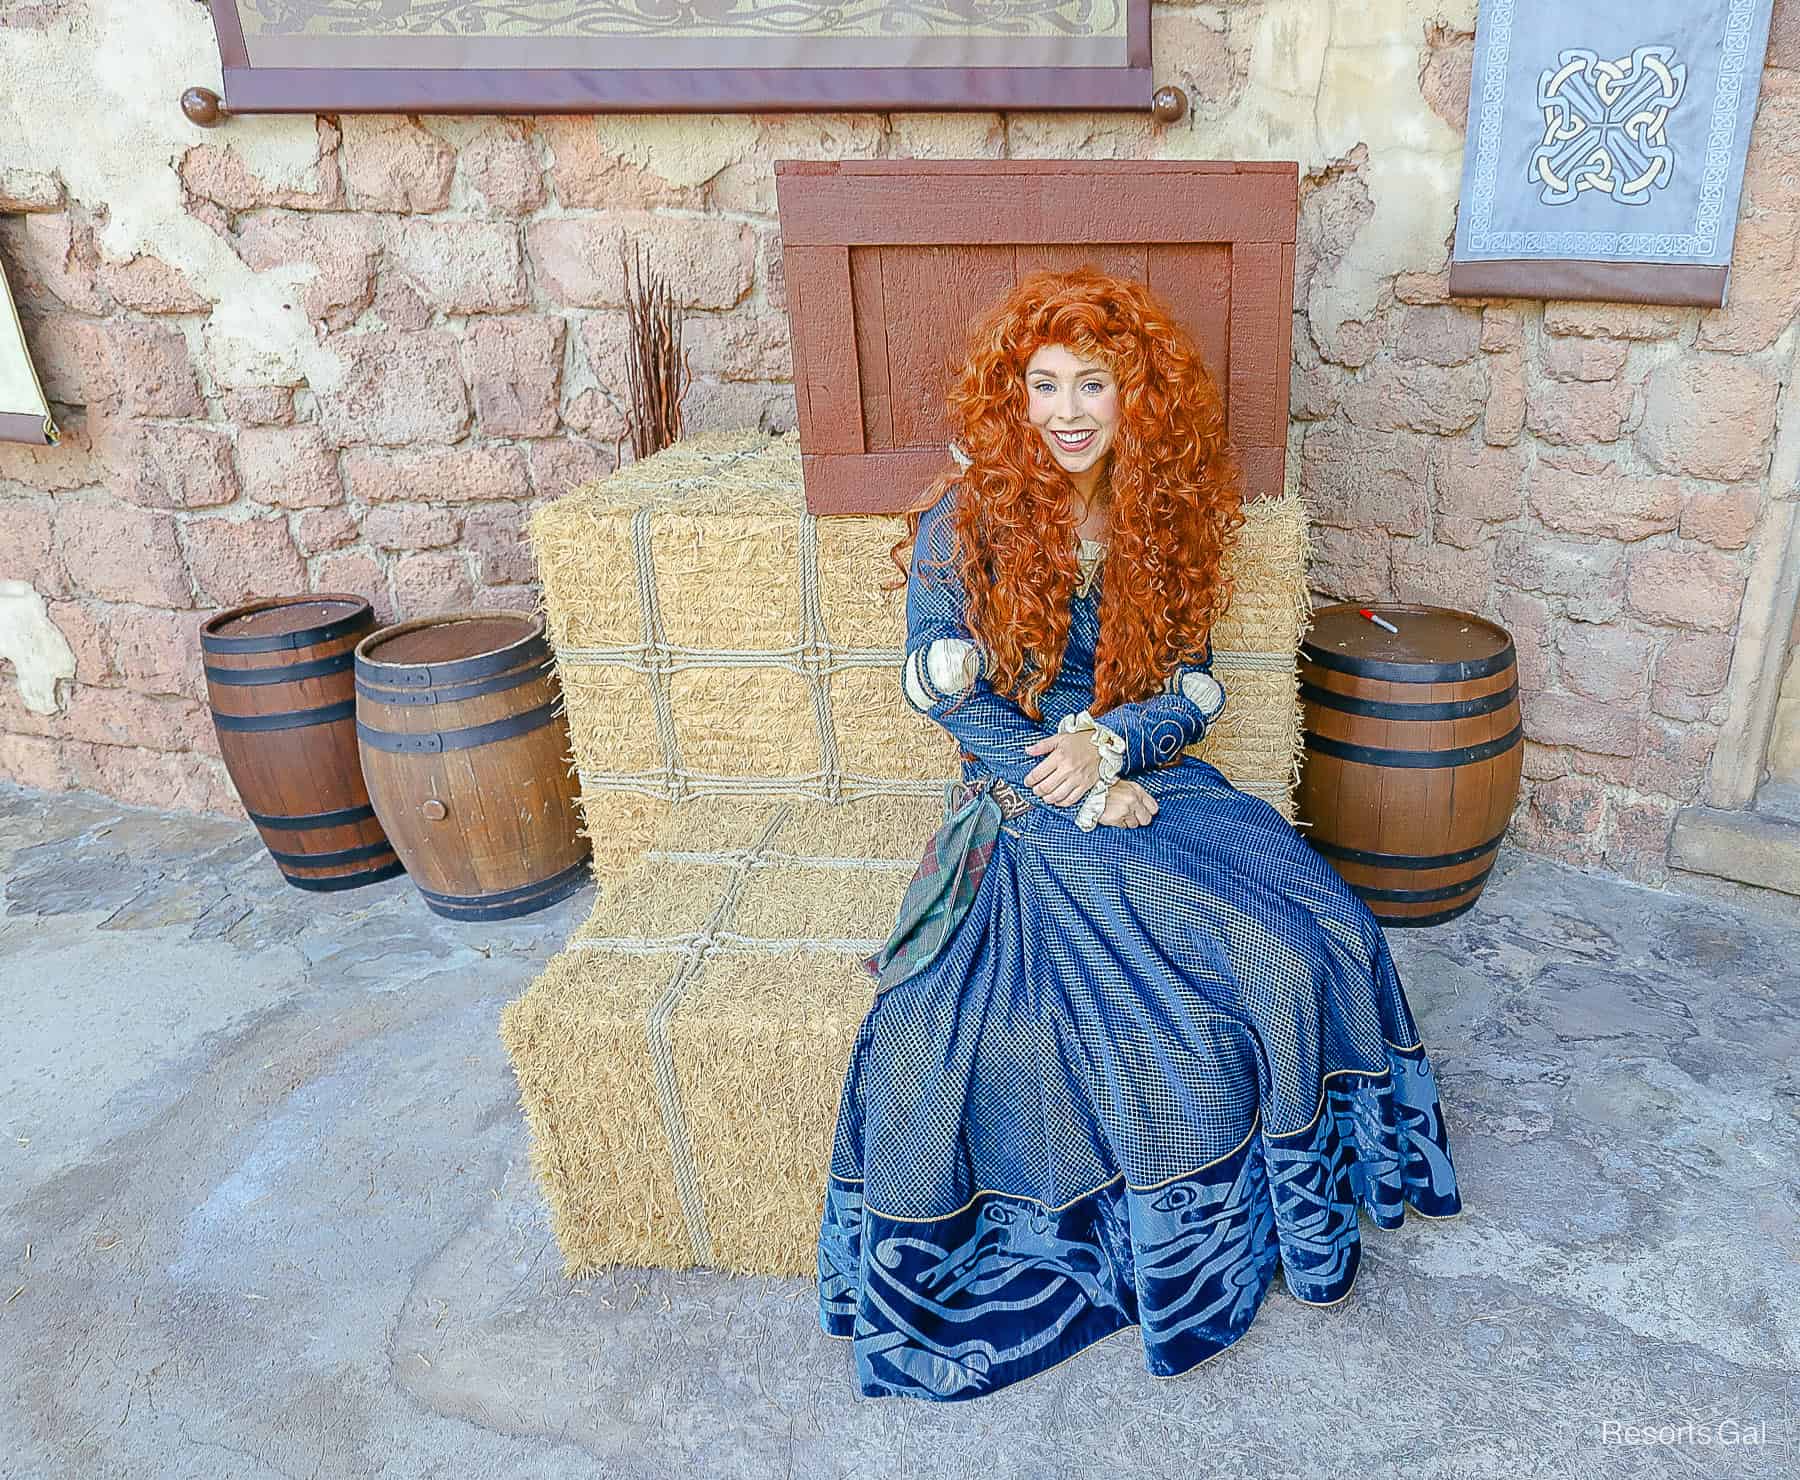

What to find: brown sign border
left=203, top=1, right=1155, bottom=115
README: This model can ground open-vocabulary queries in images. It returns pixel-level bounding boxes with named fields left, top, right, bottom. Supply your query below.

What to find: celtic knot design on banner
left=1532, top=45, right=1688, bottom=206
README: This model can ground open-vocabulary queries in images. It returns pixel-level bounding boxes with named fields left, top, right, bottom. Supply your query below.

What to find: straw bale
left=813, top=511, right=911, bottom=648
left=500, top=949, right=695, bottom=1273
left=829, top=662, right=954, bottom=778
left=654, top=504, right=803, bottom=650
left=672, top=949, right=874, bottom=1275
left=501, top=799, right=887, bottom=1277
left=770, top=791, right=946, bottom=858
left=667, top=664, right=818, bottom=776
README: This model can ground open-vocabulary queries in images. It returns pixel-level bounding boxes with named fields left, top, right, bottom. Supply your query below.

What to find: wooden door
left=773, top=159, right=1298, bottom=514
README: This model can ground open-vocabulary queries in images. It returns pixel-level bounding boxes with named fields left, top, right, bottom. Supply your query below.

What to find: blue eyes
left=1032, top=381, right=1106, bottom=395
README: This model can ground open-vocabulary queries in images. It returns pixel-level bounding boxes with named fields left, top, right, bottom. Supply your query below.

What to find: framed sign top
left=191, top=1, right=1155, bottom=121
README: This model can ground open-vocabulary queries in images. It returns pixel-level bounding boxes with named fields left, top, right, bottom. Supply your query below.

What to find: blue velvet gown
left=818, top=486, right=1464, bottom=1401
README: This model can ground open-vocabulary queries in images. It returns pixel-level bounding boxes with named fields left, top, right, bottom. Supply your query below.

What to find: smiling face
left=1024, top=343, right=1118, bottom=498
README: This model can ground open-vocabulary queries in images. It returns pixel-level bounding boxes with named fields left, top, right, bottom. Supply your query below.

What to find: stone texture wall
left=2, top=0, right=1798, bottom=888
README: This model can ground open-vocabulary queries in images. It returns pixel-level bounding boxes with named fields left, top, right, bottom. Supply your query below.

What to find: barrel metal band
left=1300, top=642, right=1517, bottom=684
left=1299, top=679, right=1519, bottom=722
left=414, top=857, right=591, bottom=918
left=355, top=699, right=559, bottom=754
left=1379, top=895, right=1483, bottom=928
left=354, top=658, right=553, bottom=707
left=205, top=651, right=354, bottom=686
left=247, top=802, right=377, bottom=831
left=266, top=839, right=397, bottom=869
left=212, top=698, right=356, bottom=732
left=1302, top=721, right=1523, bottom=769
left=282, top=858, right=406, bottom=893
left=1308, top=826, right=1507, bottom=870
left=202, top=608, right=371, bottom=654
left=356, top=633, right=550, bottom=688
left=1347, top=859, right=1495, bottom=904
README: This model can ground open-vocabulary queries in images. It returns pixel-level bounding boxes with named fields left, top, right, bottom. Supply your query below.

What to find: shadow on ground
left=0, top=783, right=1794, bottom=1479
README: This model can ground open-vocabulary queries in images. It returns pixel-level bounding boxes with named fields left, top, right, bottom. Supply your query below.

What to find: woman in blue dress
left=818, top=267, right=1463, bottom=1401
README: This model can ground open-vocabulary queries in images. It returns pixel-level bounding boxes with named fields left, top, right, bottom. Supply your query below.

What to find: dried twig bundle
left=620, top=237, right=688, bottom=460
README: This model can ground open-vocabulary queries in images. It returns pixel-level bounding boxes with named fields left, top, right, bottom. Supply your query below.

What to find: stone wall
left=2, top=0, right=1798, bottom=887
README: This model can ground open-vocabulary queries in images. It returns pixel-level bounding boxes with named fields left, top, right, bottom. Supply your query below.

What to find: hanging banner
left=0, top=261, right=56, bottom=447
left=193, top=1, right=1152, bottom=118
left=1450, top=0, right=1776, bottom=307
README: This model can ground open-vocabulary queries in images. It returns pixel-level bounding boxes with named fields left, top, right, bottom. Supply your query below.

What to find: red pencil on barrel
left=1358, top=608, right=1399, bottom=634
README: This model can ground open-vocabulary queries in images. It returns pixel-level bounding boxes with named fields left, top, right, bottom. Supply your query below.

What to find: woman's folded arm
left=1092, top=642, right=1226, bottom=777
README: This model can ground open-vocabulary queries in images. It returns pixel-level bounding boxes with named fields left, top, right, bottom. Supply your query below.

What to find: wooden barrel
left=353, top=611, right=589, bottom=921
left=1296, top=603, right=1523, bottom=927
left=201, top=595, right=404, bottom=892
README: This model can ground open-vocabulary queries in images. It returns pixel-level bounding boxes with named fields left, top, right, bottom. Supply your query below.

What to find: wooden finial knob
left=181, top=87, right=227, bottom=128
left=1151, top=85, right=1189, bottom=125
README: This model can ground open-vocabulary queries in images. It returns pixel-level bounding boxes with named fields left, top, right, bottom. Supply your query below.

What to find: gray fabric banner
left=1453, top=0, right=1775, bottom=273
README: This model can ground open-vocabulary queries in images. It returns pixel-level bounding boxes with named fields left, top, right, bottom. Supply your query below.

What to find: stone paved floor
left=0, top=781, right=1795, bottom=1480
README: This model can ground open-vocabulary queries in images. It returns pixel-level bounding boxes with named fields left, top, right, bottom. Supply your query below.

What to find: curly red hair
left=884, top=266, right=1245, bottom=722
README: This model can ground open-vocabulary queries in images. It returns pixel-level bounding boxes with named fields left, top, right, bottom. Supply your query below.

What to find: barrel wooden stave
left=1296, top=603, right=1523, bottom=927
left=202, top=596, right=402, bottom=891
left=354, top=612, right=589, bottom=921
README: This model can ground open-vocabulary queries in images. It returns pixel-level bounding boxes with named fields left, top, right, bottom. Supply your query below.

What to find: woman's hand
left=1097, top=779, right=1158, bottom=829
left=1021, top=730, right=1101, bottom=806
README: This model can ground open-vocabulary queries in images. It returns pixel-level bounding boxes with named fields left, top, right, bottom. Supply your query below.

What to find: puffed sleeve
left=1091, top=639, right=1226, bottom=777
left=901, top=488, right=1090, bottom=819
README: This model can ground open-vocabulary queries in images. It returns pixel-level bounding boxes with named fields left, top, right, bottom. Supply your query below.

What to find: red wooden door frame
left=774, top=159, right=1298, bottom=515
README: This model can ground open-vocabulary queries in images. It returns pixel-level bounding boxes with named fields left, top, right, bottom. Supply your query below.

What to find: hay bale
left=500, top=795, right=949, bottom=1277
left=527, top=429, right=1314, bottom=887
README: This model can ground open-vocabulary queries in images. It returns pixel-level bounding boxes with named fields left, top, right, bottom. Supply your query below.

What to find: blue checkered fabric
left=818, top=488, right=1465, bottom=1401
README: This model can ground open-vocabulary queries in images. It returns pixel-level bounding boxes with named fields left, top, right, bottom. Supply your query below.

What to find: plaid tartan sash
left=860, top=776, right=1029, bottom=995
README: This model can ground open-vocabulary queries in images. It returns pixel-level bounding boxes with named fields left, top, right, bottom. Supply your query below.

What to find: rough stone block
left=527, top=214, right=755, bottom=310
left=1340, top=360, right=1485, bottom=435
left=98, top=254, right=210, bottom=315
left=1391, top=538, right=1492, bottom=611
left=53, top=497, right=189, bottom=607
left=387, top=219, right=528, bottom=314
left=183, top=514, right=307, bottom=608
left=1394, top=305, right=1481, bottom=366
left=1522, top=691, right=1642, bottom=757
left=462, top=316, right=565, bottom=437
left=117, top=426, right=239, bottom=511
left=1300, top=424, right=1430, bottom=536
left=459, top=121, right=547, bottom=216
left=341, top=117, right=455, bottom=213
left=363, top=504, right=463, bottom=551
left=1625, top=547, right=1746, bottom=631
left=85, top=322, right=205, bottom=420
left=233, top=213, right=380, bottom=329
left=1554, top=621, right=1656, bottom=703
left=235, top=428, right=343, bottom=511
left=1432, top=442, right=1525, bottom=522
left=293, top=506, right=360, bottom=557
left=526, top=437, right=618, bottom=498
left=1302, top=524, right=1392, bottom=602
left=1525, top=453, right=1680, bottom=541
left=1678, top=486, right=1762, bottom=550
left=1483, top=349, right=1525, bottom=446
left=390, top=551, right=476, bottom=616
left=1540, top=337, right=1629, bottom=382
left=1524, top=378, right=1633, bottom=446
left=1638, top=358, right=1780, bottom=481
left=1543, top=302, right=1684, bottom=340
left=343, top=446, right=531, bottom=505
left=315, top=332, right=470, bottom=447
